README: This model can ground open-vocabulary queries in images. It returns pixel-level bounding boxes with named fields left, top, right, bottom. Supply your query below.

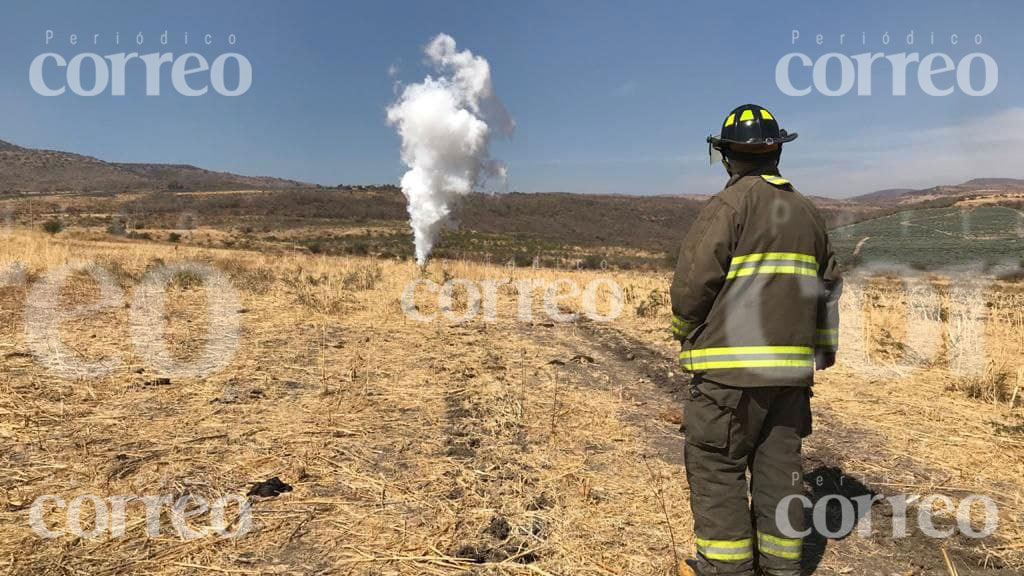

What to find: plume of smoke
left=387, top=34, right=513, bottom=265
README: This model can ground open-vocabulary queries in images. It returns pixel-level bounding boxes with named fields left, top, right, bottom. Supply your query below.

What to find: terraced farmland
left=832, top=205, right=1024, bottom=270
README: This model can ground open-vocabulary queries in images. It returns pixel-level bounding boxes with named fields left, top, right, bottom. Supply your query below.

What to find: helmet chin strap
left=721, top=155, right=734, bottom=176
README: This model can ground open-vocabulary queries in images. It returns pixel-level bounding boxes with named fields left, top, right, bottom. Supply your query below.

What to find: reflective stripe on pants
left=696, top=537, right=754, bottom=562
left=758, top=531, right=802, bottom=561
left=685, top=380, right=807, bottom=575
left=815, top=328, right=838, bottom=348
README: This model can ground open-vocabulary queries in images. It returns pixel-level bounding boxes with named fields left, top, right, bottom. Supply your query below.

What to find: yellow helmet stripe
left=724, top=113, right=735, bottom=127
left=739, top=109, right=755, bottom=122
left=760, top=109, right=774, bottom=120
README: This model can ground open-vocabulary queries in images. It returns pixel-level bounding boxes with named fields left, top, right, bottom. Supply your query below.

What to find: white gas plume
left=387, top=34, right=513, bottom=265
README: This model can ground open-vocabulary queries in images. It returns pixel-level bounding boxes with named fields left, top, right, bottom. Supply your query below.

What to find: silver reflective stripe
left=758, top=532, right=801, bottom=560
left=730, top=259, right=817, bottom=271
left=727, top=262, right=818, bottom=279
left=727, top=252, right=818, bottom=280
left=672, top=315, right=698, bottom=339
left=816, top=328, right=838, bottom=347
left=691, top=352, right=813, bottom=363
left=680, top=346, right=815, bottom=371
left=696, top=537, right=754, bottom=562
left=729, top=259, right=815, bottom=272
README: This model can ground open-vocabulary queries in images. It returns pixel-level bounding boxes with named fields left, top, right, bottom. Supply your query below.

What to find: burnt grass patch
left=803, top=416, right=1017, bottom=575
left=438, top=334, right=549, bottom=567
left=539, top=317, right=1019, bottom=574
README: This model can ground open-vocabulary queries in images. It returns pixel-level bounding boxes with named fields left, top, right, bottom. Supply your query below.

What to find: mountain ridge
left=4, top=137, right=1024, bottom=206
left=850, top=179, right=1024, bottom=203
left=0, top=138, right=310, bottom=193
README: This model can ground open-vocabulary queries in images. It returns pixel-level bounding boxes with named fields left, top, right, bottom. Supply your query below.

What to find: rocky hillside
left=852, top=178, right=1024, bottom=205
left=0, top=139, right=308, bottom=193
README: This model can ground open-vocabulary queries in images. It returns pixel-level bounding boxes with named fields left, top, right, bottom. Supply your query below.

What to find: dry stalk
left=941, top=546, right=960, bottom=576
left=641, top=455, right=680, bottom=570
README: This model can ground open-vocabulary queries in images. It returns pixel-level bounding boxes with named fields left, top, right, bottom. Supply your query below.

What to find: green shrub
left=579, top=254, right=606, bottom=270
left=347, top=240, right=370, bottom=255
left=41, top=219, right=63, bottom=235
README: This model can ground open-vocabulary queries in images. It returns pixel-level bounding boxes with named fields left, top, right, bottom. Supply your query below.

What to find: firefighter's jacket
left=670, top=164, right=842, bottom=387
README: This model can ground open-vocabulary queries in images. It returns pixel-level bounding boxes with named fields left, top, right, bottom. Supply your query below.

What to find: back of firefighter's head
left=707, top=104, right=797, bottom=175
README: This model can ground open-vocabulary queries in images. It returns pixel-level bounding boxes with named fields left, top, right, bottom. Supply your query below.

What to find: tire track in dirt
left=515, top=318, right=688, bottom=468
left=435, top=325, right=549, bottom=567
left=523, top=316, right=1017, bottom=576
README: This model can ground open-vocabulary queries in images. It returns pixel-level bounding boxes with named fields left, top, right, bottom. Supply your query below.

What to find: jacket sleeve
left=815, top=233, right=843, bottom=354
left=669, top=196, right=738, bottom=342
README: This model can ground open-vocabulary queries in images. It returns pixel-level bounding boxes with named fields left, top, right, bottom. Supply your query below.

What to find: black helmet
left=707, top=104, right=797, bottom=150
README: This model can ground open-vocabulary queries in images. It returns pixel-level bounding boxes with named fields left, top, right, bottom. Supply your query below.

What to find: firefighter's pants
left=683, top=377, right=811, bottom=575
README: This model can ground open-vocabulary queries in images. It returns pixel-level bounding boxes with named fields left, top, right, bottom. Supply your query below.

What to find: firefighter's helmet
left=707, top=104, right=797, bottom=150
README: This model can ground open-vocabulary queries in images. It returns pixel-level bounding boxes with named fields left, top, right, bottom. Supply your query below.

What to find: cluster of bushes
left=41, top=219, right=63, bottom=235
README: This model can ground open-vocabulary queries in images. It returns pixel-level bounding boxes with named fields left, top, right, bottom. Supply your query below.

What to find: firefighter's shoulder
left=714, top=183, right=745, bottom=212
left=759, top=174, right=792, bottom=188
left=719, top=175, right=766, bottom=205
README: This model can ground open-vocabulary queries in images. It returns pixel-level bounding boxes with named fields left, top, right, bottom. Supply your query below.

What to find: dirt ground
left=0, top=230, right=1021, bottom=575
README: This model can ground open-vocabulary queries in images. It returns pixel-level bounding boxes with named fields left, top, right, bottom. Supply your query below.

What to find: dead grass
left=0, top=228, right=1021, bottom=575
left=0, top=230, right=690, bottom=575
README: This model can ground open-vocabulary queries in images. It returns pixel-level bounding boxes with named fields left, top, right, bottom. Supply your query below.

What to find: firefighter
left=671, top=104, right=842, bottom=576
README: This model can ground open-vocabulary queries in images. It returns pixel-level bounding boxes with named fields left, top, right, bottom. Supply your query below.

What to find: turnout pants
left=684, top=377, right=811, bottom=575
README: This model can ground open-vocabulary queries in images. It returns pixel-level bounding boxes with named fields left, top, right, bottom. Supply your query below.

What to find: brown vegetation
left=0, top=229, right=1021, bottom=575
left=0, top=140, right=308, bottom=194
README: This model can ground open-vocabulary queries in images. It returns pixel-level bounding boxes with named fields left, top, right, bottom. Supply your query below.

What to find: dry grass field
left=0, top=187, right=896, bottom=271
left=0, top=228, right=1022, bottom=576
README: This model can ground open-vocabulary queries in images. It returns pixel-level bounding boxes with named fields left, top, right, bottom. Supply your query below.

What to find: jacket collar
left=725, top=157, right=781, bottom=187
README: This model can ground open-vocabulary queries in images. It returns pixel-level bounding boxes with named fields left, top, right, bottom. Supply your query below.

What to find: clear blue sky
left=1, top=0, right=1022, bottom=197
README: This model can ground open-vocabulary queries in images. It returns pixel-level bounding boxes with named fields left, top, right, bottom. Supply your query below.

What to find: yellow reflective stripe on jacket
left=728, top=266, right=817, bottom=279
left=757, top=532, right=802, bottom=560
left=815, top=328, right=838, bottom=347
left=731, top=252, right=817, bottom=264
left=684, top=359, right=814, bottom=370
left=687, top=346, right=813, bottom=356
left=761, top=174, right=790, bottom=186
left=672, top=315, right=699, bottom=339
left=727, top=252, right=818, bottom=279
left=696, top=537, right=754, bottom=562
left=680, top=346, right=814, bottom=371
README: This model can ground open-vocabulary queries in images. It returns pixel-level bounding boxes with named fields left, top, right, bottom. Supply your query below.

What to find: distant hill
left=0, top=138, right=309, bottom=193
left=958, top=178, right=1024, bottom=188
left=456, top=191, right=705, bottom=253
left=6, top=136, right=1018, bottom=264
left=851, top=179, right=1024, bottom=205
left=849, top=188, right=917, bottom=203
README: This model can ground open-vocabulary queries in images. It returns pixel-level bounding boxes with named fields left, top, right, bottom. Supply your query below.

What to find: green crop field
left=831, top=205, right=1024, bottom=270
